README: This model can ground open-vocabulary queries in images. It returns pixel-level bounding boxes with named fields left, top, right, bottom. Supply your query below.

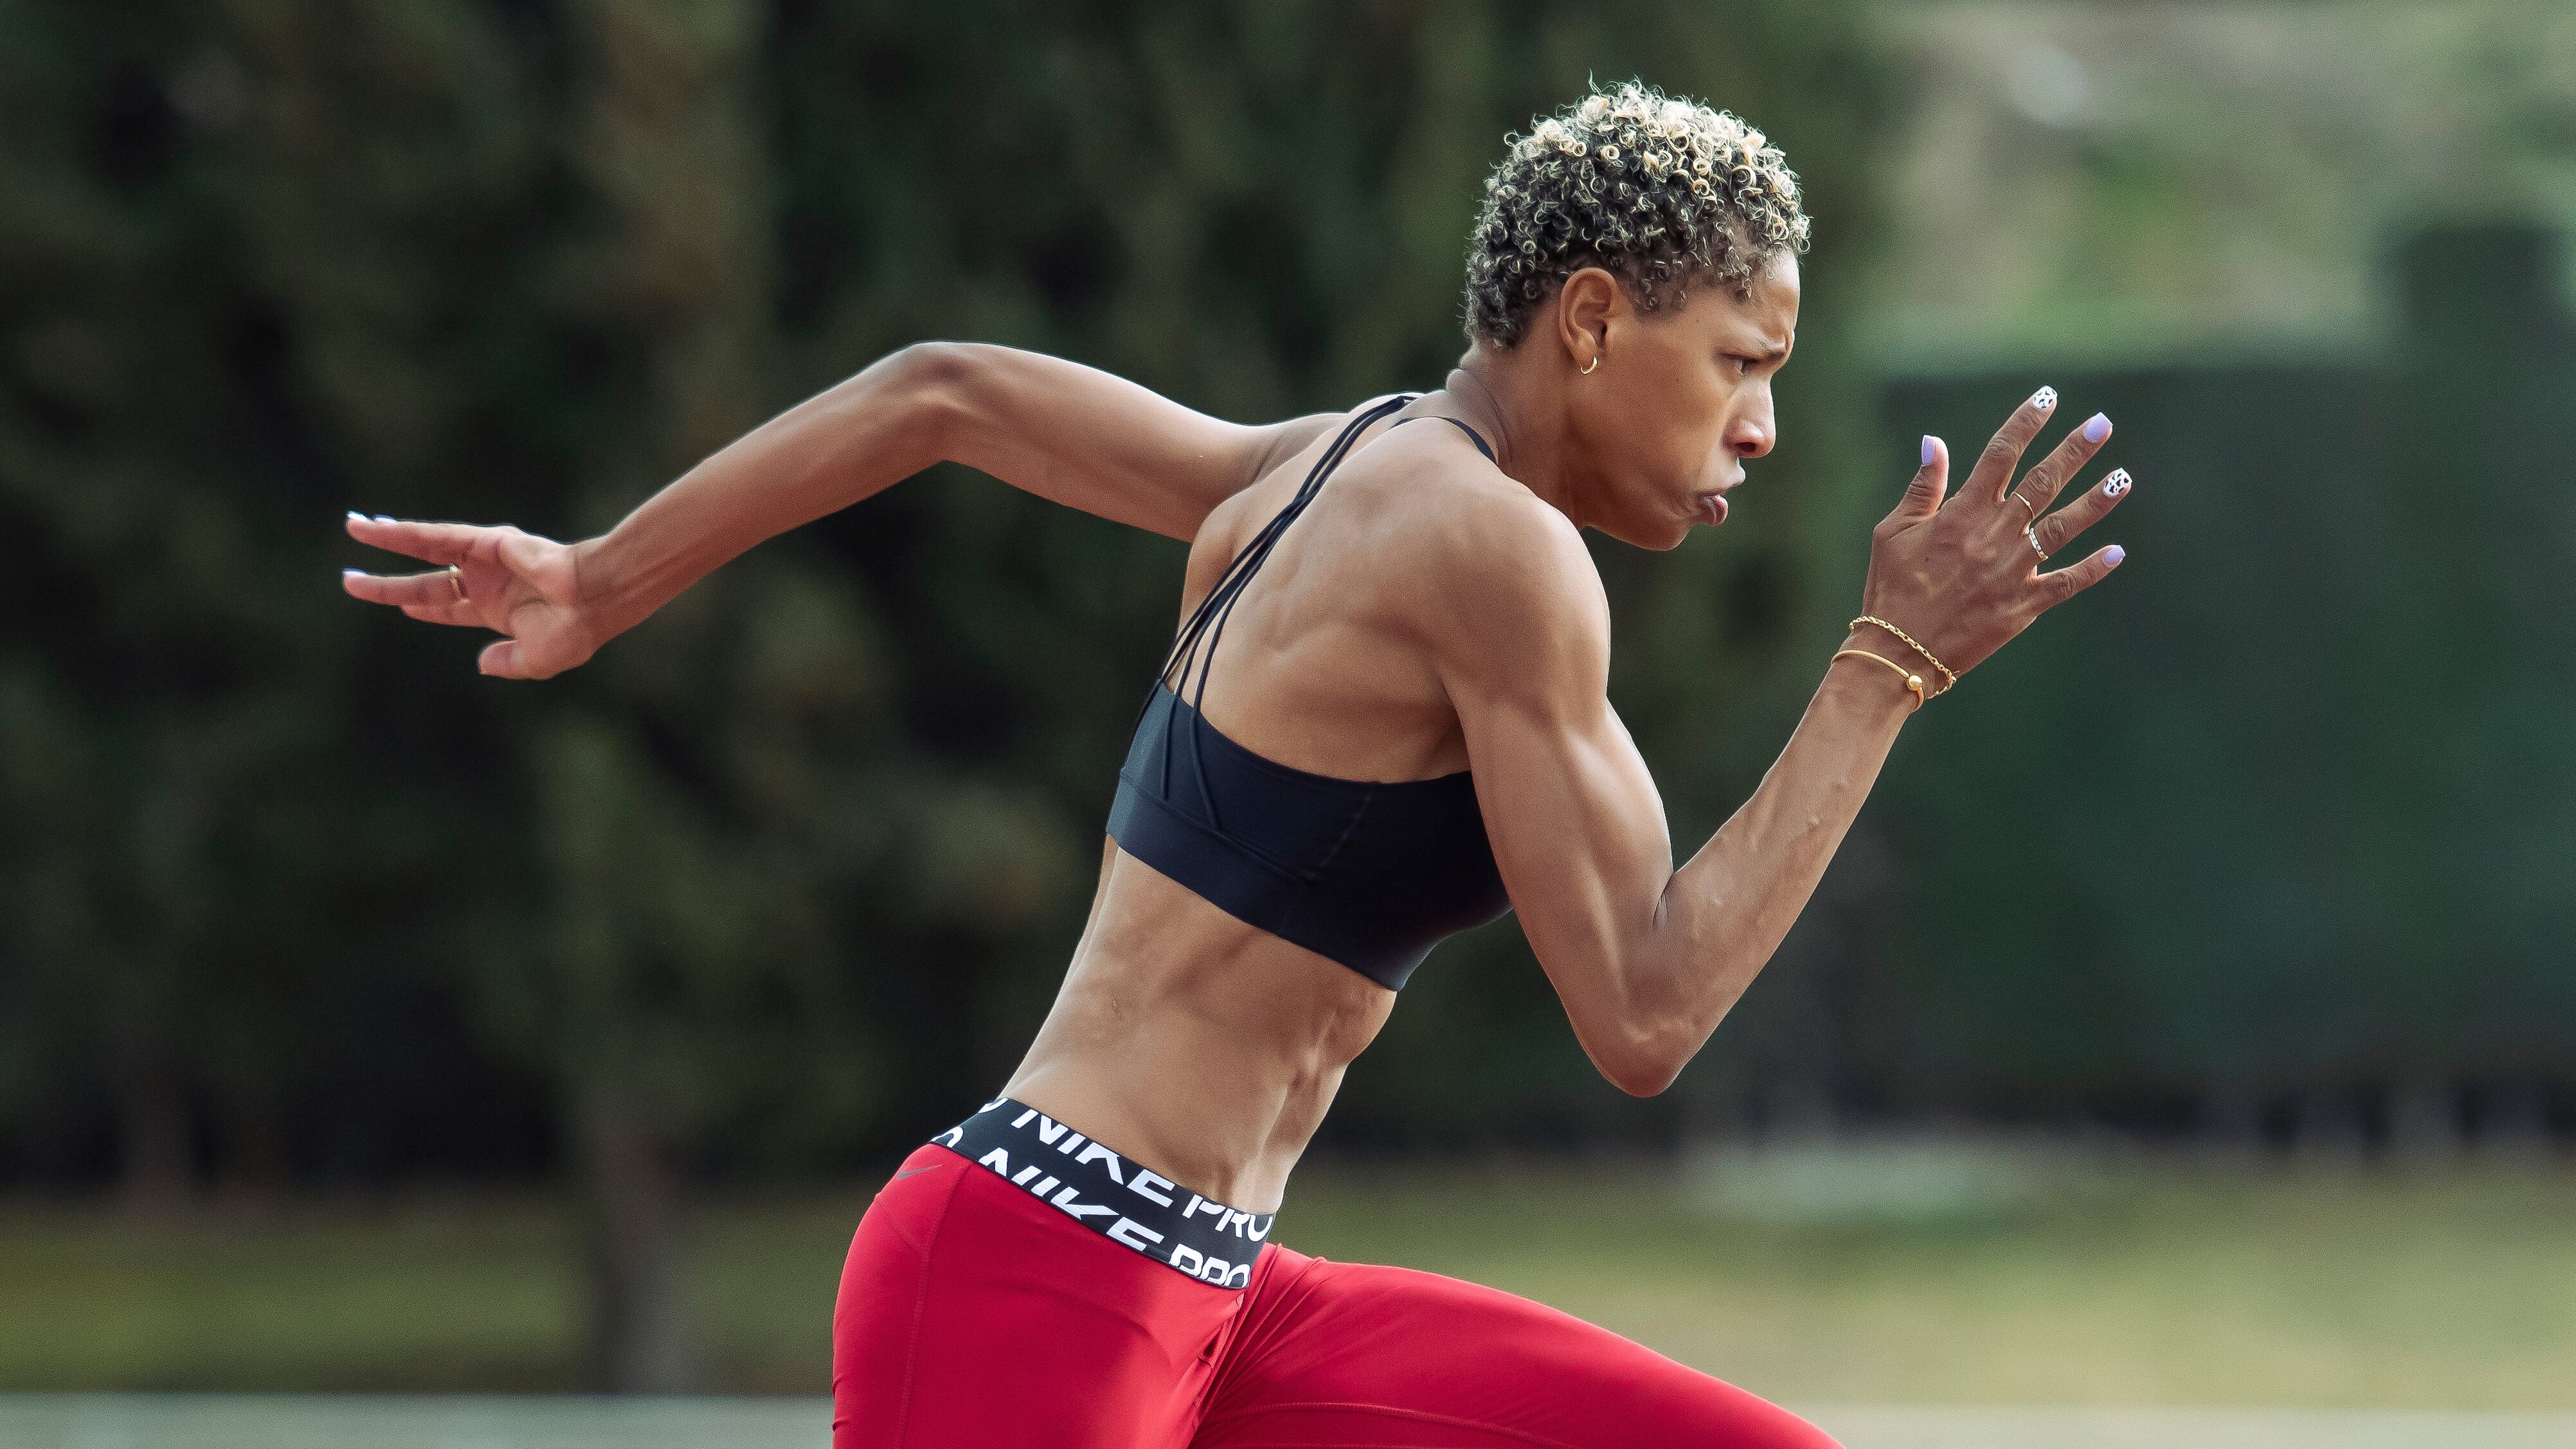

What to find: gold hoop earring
left=1581, top=356, right=1599, bottom=375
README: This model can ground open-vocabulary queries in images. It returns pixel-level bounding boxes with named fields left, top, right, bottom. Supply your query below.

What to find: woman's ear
left=1553, top=267, right=1623, bottom=375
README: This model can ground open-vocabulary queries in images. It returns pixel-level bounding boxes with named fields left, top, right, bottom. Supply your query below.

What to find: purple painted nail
left=375, top=514, right=396, bottom=524
left=2082, top=413, right=2111, bottom=443
left=2033, top=386, right=2058, bottom=411
left=2104, top=545, right=2126, bottom=567
left=1920, top=435, right=1937, bottom=467
left=345, top=510, right=366, bottom=523
left=342, top=568, right=363, bottom=577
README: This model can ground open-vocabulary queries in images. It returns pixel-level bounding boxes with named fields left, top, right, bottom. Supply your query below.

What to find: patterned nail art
left=2033, top=386, right=2058, bottom=411
left=2103, top=469, right=2131, bottom=498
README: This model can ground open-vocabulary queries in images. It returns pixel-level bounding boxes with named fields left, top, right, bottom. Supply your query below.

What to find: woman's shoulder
left=1351, top=426, right=1607, bottom=658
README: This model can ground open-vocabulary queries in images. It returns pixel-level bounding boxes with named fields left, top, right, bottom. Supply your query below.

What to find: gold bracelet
left=1849, top=615, right=1957, bottom=693
left=1831, top=648, right=1924, bottom=711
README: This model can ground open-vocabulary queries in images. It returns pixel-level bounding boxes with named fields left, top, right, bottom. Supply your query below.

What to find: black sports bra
left=1104, top=396, right=1513, bottom=989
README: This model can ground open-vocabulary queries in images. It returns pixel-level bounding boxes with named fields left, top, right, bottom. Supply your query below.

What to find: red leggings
left=834, top=1144, right=1841, bottom=1448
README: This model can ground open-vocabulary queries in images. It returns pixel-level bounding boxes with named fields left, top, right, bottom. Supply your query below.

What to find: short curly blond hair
left=1464, top=80, right=1810, bottom=347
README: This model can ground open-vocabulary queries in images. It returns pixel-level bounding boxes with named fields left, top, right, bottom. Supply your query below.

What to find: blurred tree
left=761, top=0, right=1892, bottom=1146
left=0, top=0, right=376, bottom=1213
left=3, top=0, right=1896, bottom=1374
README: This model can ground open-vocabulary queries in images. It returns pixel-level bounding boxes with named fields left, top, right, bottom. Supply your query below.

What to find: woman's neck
left=1437, top=350, right=1586, bottom=525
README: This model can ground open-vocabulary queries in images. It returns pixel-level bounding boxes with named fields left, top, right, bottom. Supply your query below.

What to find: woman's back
left=1007, top=401, right=1556, bottom=1210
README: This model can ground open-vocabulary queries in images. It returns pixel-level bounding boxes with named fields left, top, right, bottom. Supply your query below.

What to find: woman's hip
left=830, top=1104, right=1276, bottom=1449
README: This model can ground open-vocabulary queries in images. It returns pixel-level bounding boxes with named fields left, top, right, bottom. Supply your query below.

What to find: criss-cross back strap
left=1151, top=393, right=1415, bottom=709
left=1137, top=394, right=1416, bottom=825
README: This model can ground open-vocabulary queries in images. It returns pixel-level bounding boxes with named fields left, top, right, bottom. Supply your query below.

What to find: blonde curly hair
left=1464, top=80, right=1810, bottom=347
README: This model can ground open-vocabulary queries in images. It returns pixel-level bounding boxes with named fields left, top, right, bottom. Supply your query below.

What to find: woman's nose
left=1731, top=409, right=1775, bottom=460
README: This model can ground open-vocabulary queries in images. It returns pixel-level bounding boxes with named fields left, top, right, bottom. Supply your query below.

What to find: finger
left=1965, top=384, right=2058, bottom=506
left=478, top=639, right=528, bottom=678
left=343, top=512, right=489, bottom=567
left=1895, top=434, right=1949, bottom=519
left=2006, top=411, right=2112, bottom=519
left=2037, top=542, right=2128, bottom=605
left=398, top=599, right=485, bottom=627
left=2033, top=468, right=2132, bottom=557
left=342, top=566, right=469, bottom=609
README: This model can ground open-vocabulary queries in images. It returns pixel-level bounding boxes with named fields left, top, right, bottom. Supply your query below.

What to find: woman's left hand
left=340, top=514, right=599, bottom=680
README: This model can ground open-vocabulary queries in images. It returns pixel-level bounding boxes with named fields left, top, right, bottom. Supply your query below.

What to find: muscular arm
left=1437, top=399, right=2124, bottom=1095
left=343, top=343, right=1339, bottom=677
left=1437, top=505, right=1911, bottom=1096
left=576, top=343, right=1335, bottom=641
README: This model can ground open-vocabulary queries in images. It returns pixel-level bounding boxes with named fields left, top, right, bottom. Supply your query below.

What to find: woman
left=345, top=82, right=2128, bottom=1448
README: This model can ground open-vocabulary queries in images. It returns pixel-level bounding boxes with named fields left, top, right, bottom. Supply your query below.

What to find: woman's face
left=1565, top=251, right=1799, bottom=550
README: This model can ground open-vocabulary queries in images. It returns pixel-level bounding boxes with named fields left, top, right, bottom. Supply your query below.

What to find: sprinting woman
left=345, top=80, right=2129, bottom=1449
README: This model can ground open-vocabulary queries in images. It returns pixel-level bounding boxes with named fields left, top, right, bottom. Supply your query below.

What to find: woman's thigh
left=833, top=1146, right=1240, bottom=1449
left=1195, top=1248, right=1840, bottom=1448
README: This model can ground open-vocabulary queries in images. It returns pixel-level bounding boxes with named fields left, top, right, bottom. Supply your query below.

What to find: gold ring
left=2012, top=491, right=2040, bottom=522
left=447, top=566, right=466, bottom=600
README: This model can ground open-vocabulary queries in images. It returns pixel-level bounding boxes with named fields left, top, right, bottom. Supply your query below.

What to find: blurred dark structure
left=1821, top=221, right=2576, bottom=1153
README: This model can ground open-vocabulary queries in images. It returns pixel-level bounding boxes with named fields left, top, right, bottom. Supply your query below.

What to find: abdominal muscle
left=999, top=838, right=1396, bottom=1214
left=996, top=413, right=1493, bottom=1214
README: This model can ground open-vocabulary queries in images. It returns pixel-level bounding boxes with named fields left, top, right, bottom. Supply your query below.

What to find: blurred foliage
left=1872, top=0, right=2576, bottom=362
left=7, top=0, right=2573, bottom=1240
left=0, top=0, right=1885, bottom=1209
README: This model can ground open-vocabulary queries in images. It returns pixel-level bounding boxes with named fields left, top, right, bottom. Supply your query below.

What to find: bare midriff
left=996, top=417, right=1479, bottom=1214
left=1000, top=838, right=1396, bottom=1214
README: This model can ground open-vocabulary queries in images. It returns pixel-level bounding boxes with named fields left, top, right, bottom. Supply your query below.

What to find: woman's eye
left=1725, top=355, right=1754, bottom=376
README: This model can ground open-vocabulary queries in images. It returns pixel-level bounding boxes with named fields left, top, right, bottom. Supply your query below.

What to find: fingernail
left=2033, top=386, right=2057, bottom=411
left=2103, top=469, right=2130, bottom=498
left=1920, top=434, right=1937, bottom=467
left=341, top=568, right=362, bottom=577
left=2082, top=413, right=2110, bottom=443
left=2105, top=545, right=2126, bottom=567
left=375, top=514, right=395, bottom=523
left=345, top=510, right=366, bottom=523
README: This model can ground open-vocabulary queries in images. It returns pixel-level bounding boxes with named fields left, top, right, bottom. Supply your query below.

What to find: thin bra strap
left=1392, top=413, right=1496, bottom=464
left=1149, top=408, right=1373, bottom=700
left=1150, top=393, right=1415, bottom=708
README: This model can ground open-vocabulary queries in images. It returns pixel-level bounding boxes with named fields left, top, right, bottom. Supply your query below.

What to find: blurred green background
left=4, top=0, right=2573, bottom=1418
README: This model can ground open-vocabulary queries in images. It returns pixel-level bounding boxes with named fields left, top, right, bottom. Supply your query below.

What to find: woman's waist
left=1009, top=957, right=1385, bottom=1206
left=925, top=1096, right=1279, bottom=1288
left=996, top=1050, right=1333, bottom=1212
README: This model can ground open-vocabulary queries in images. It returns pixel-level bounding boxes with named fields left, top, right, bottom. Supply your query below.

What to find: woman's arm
left=575, top=343, right=1333, bottom=639
left=1436, top=393, right=2128, bottom=1095
left=341, top=343, right=1334, bottom=677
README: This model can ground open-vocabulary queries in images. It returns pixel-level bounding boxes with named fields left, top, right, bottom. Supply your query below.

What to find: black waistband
left=930, top=1096, right=1274, bottom=1289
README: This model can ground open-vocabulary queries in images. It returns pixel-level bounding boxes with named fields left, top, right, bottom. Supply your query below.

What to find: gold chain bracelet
left=1849, top=615, right=1957, bottom=694
left=1831, top=648, right=1925, bottom=710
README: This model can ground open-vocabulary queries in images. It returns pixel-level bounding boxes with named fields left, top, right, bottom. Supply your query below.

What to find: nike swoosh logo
left=895, top=1167, right=934, bottom=1180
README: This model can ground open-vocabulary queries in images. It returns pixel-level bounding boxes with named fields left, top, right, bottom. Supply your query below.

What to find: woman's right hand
left=1855, top=386, right=2130, bottom=687
left=341, top=514, right=600, bottom=680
